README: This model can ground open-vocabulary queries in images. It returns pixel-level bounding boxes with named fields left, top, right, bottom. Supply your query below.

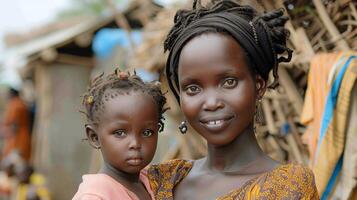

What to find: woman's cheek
left=180, top=95, right=200, bottom=119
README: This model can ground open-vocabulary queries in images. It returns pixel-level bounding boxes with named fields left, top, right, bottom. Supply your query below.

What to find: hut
left=3, top=1, right=162, bottom=199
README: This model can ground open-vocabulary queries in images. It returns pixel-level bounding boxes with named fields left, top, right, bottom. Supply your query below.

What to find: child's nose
left=128, top=135, right=141, bottom=150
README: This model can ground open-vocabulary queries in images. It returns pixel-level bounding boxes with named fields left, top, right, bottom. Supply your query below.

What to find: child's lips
left=126, top=157, right=143, bottom=166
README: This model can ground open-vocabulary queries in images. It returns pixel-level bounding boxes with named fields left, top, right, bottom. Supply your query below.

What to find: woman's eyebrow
left=179, top=77, right=198, bottom=85
left=217, top=68, right=237, bottom=76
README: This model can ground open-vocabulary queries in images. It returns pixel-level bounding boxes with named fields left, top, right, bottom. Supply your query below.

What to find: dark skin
left=174, top=33, right=279, bottom=199
left=86, top=90, right=159, bottom=200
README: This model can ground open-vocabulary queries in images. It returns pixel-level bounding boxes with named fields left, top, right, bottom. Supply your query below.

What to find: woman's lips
left=199, top=115, right=234, bottom=132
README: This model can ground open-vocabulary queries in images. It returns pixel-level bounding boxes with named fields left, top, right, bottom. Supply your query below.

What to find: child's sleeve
left=74, top=194, right=103, bottom=200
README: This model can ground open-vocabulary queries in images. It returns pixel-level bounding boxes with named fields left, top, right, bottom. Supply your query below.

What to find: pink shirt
left=72, top=170, right=154, bottom=200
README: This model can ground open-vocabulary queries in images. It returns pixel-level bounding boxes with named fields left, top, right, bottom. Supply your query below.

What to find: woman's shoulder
left=222, top=163, right=319, bottom=200
left=271, top=163, right=314, bottom=178
left=257, top=163, right=319, bottom=199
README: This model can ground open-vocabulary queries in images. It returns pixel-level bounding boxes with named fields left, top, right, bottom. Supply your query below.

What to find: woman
left=148, top=0, right=319, bottom=199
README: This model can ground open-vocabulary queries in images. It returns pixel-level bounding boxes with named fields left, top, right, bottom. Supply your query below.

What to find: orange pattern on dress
left=148, top=159, right=319, bottom=200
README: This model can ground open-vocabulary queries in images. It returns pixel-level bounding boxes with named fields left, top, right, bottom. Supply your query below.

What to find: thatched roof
left=130, top=0, right=356, bottom=72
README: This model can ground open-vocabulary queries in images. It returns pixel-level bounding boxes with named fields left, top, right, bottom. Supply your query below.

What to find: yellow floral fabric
left=148, top=159, right=193, bottom=200
left=148, top=159, right=319, bottom=200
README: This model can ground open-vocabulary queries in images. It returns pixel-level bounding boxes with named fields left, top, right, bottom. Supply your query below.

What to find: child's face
left=94, top=91, right=159, bottom=174
left=178, top=33, right=265, bottom=146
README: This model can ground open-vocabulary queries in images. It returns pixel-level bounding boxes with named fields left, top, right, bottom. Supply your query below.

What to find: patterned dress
left=148, top=159, right=319, bottom=200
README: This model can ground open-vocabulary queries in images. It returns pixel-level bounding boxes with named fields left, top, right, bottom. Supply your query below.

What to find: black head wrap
left=164, top=0, right=293, bottom=102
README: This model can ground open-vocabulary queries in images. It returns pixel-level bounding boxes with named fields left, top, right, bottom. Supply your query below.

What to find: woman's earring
left=255, top=99, right=264, bottom=124
left=179, top=121, right=188, bottom=134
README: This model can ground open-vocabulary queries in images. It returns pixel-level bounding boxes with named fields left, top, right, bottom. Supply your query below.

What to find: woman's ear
left=85, top=124, right=101, bottom=149
left=255, top=75, right=267, bottom=100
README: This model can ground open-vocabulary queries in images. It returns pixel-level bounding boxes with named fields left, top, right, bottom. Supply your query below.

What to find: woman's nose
left=202, top=89, right=224, bottom=111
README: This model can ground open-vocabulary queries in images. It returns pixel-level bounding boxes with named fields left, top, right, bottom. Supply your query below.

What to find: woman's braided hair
left=164, top=0, right=293, bottom=102
left=81, top=68, right=168, bottom=132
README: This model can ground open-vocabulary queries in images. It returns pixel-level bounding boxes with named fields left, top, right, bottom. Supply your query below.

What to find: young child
left=72, top=69, right=167, bottom=200
left=147, top=0, right=319, bottom=199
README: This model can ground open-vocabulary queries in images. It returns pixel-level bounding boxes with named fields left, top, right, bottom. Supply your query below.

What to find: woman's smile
left=199, top=114, right=235, bottom=133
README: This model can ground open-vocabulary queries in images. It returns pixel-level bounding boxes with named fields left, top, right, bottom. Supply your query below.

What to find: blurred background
left=0, top=0, right=356, bottom=199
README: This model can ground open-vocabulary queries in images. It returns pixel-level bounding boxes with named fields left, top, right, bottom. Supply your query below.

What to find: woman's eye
left=185, top=85, right=201, bottom=95
left=114, top=130, right=126, bottom=137
left=222, top=78, right=238, bottom=88
left=143, top=129, right=155, bottom=137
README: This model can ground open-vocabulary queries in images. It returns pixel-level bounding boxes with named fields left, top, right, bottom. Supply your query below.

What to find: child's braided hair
left=81, top=68, right=168, bottom=132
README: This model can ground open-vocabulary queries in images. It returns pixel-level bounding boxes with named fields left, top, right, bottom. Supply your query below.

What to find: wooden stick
left=40, top=48, right=58, bottom=62
left=272, top=99, right=285, bottom=125
left=312, top=0, right=350, bottom=50
left=286, top=133, right=304, bottom=163
left=56, top=53, right=94, bottom=68
left=349, top=2, right=357, bottom=21
left=105, top=0, right=136, bottom=51
left=272, top=99, right=305, bottom=163
left=266, top=136, right=285, bottom=162
left=261, top=99, right=278, bottom=134
left=288, top=118, right=309, bottom=164
left=278, top=67, right=304, bottom=114
left=264, top=91, right=288, bottom=100
left=277, top=139, right=290, bottom=152
left=274, top=0, right=315, bottom=63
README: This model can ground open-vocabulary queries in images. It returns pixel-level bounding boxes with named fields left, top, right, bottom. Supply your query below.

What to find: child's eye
left=184, top=85, right=201, bottom=95
left=143, top=129, right=155, bottom=137
left=113, top=130, right=126, bottom=137
left=222, top=78, right=238, bottom=89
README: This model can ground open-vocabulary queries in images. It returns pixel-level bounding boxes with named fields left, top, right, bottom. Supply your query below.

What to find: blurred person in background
left=13, top=163, right=50, bottom=200
left=0, top=88, right=31, bottom=161
left=0, top=151, right=25, bottom=199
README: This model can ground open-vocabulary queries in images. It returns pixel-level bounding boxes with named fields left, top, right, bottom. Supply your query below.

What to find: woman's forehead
left=178, top=33, right=249, bottom=77
left=180, top=33, right=245, bottom=61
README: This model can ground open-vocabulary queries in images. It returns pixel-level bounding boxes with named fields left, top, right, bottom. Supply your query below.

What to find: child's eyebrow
left=111, top=120, right=129, bottom=125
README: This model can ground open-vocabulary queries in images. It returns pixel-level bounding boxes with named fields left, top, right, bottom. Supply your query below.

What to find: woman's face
left=178, top=33, right=265, bottom=146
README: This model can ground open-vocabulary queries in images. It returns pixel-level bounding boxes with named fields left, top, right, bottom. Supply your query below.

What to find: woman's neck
left=99, top=162, right=140, bottom=184
left=203, top=124, right=272, bottom=173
